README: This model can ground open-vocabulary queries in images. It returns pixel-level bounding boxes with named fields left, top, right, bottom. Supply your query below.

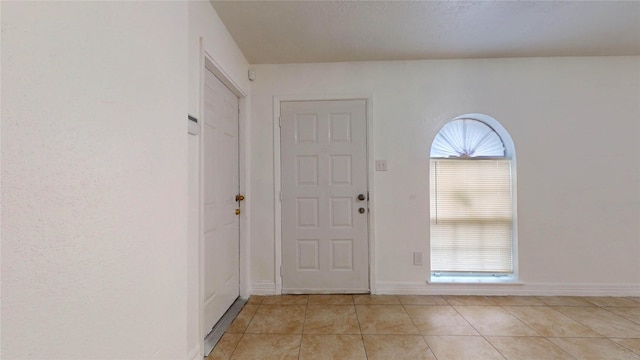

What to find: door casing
left=197, top=52, right=248, bottom=356
left=273, top=94, right=376, bottom=295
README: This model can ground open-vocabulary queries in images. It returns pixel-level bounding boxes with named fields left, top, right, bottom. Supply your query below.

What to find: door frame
left=273, top=94, right=376, bottom=295
left=197, top=51, right=249, bottom=354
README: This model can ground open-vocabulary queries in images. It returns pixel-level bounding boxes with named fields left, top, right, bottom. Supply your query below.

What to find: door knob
left=359, top=207, right=366, bottom=214
left=357, top=194, right=366, bottom=201
left=236, top=194, right=245, bottom=202
left=235, top=209, right=241, bottom=215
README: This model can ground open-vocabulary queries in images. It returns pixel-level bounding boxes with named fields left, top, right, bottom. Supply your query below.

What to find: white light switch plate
left=375, top=160, right=388, bottom=171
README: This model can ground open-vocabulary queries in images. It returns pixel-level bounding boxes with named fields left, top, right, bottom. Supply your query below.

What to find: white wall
left=1, top=2, right=189, bottom=359
left=249, top=57, right=640, bottom=296
left=187, top=1, right=250, bottom=358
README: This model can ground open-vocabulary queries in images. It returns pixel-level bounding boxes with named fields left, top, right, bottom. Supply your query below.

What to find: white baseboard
left=251, top=280, right=277, bottom=295
left=375, top=281, right=640, bottom=297
left=187, top=345, right=201, bottom=360
left=282, top=288, right=369, bottom=294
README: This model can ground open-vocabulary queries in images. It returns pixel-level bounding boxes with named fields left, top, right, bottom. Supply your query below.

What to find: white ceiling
left=211, top=0, right=640, bottom=64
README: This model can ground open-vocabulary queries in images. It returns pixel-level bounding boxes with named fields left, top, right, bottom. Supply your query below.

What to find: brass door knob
left=236, top=194, right=245, bottom=202
left=235, top=209, right=241, bottom=215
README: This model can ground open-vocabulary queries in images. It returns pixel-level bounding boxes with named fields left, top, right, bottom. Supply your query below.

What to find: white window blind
left=430, top=158, right=513, bottom=273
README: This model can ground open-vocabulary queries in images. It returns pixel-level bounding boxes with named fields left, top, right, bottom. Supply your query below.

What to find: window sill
left=428, top=276, right=522, bottom=285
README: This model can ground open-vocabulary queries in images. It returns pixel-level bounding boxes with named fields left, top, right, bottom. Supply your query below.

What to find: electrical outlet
left=375, top=160, right=388, bottom=171
left=413, top=252, right=423, bottom=266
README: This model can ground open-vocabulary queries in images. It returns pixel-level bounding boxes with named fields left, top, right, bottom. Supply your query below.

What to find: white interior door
left=202, top=67, right=239, bottom=337
left=281, top=100, right=369, bottom=293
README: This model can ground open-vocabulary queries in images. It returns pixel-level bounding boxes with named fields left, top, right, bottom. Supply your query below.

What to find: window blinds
left=430, top=158, right=513, bottom=273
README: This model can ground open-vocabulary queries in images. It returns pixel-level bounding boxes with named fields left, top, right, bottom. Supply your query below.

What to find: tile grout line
left=551, top=304, right=611, bottom=338
left=530, top=299, right=640, bottom=359
left=224, top=296, right=261, bottom=360
left=226, top=333, right=245, bottom=360
left=352, top=295, right=369, bottom=360
left=615, top=340, right=640, bottom=357
left=399, top=300, right=440, bottom=360
left=498, top=305, right=596, bottom=360
left=444, top=297, right=512, bottom=360
left=542, top=337, right=580, bottom=360
left=589, top=300, right=640, bottom=357
left=453, top=304, right=508, bottom=360
left=213, top=295, right=640, bottom=359
left=499, top=304, right=580, bottom=360
left=597, top=304, right=640, bottom=326
left=297, top=296, right=309, bottom=360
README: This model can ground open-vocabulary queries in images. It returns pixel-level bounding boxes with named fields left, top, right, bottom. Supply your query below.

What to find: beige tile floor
left=207, top=295, right=640, bottom=360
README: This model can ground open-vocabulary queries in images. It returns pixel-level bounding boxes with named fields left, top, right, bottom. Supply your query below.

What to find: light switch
left=375, top=160, right=388, bottom=171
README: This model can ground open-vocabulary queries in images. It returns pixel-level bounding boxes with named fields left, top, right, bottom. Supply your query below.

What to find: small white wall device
left=188, top=114, right=199, bottom=135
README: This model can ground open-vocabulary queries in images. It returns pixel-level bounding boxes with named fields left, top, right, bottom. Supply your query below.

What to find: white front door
left=281, top=100, right=369, bottom=293
left=202, top=67, right=239, bottom=337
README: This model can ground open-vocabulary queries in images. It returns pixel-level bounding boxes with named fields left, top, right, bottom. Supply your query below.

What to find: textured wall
left=1, top=2, right=189, bottom=358
left=249, top=57, right=640, bottom=295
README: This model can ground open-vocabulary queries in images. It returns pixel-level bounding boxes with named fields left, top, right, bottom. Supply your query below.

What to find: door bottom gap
left=203, top=297, right=247, bottom=357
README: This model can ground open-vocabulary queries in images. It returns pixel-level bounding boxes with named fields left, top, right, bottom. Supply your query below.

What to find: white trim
left=376, top=281, right=640, bottom=297
left=429, top=113, right=519, bottom=282
left=428, top=275, right=519, bottom=284
left=273, top=98, right=283, bottom=295
left=365, top=97, right=376, bottom=294
left=273, top=93, right=375, bottom=294
left=283, top=288, right=370, bottom=294
left=251, top=281, right=278, bottom=295
left=197, top=38, right=205, bottom=356
left=203, top=56, right=247, bottom=98
left=239, top=95, right=251, bottom=299
left=187, top=345, right=201, bottom=360
left=198, top=49, right=248, bottom=356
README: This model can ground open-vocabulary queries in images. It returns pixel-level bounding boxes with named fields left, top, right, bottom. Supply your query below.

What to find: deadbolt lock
left=359, top=207, right=366, bottom=214
left=235, top=209, right=241, bottom=215
left=236, top=194, right=245, bottom=202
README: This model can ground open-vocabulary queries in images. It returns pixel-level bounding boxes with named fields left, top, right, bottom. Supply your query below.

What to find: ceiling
left=211, top=0, right=640, bottom=64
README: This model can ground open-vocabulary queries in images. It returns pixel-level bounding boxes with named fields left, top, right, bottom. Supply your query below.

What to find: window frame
left=428, top=114, right=518, bottom=284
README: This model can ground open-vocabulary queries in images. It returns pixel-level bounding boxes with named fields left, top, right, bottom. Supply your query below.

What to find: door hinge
left=278, top=117, right=282, bottom=128
left=279, top=265, right=283, bottom=277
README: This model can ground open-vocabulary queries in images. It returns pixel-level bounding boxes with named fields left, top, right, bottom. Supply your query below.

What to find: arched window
left=430, top=115, right=516, bottom=281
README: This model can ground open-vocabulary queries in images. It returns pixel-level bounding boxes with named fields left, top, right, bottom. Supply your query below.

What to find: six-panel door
left=281, top=100, right=369, bottom=293
left=202, top=68, right=240, bottom=336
